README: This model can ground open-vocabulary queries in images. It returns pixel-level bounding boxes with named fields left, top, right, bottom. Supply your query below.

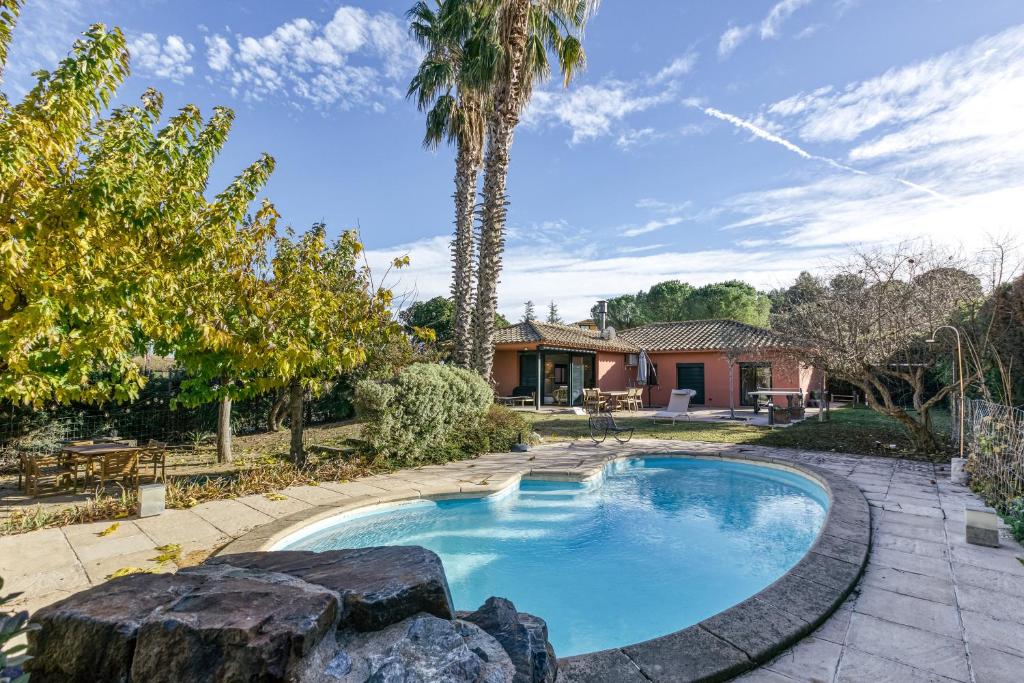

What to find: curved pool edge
left=216, top=448, right=871, bottom=683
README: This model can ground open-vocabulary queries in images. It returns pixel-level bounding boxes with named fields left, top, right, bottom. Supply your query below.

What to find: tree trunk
left=472, top=0, right=531, bottom=378
left=289, top=380, right=305, bottom=467
left=268, top=390, right=287, bottom=432
left=727, top=361, right=736, bottom=420
left=216, top=395, right=233, bottom=464
left=451, top=132, right=483, bottom=368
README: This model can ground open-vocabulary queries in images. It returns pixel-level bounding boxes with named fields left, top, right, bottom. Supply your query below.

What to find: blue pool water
left=281, top=457, right=829, bottom=655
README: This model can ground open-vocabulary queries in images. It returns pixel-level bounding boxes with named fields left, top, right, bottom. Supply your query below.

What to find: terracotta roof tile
left=493, top=321, right=639, bottom=353
left=618, top=319, right=792, bottom=352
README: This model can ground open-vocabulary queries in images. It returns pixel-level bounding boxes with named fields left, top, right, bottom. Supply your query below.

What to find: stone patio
left=2, top=439, right=1022, bottom=681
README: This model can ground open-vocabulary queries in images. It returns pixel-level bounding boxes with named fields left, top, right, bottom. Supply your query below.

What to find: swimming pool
left=278, top=456, right=829, bottom=656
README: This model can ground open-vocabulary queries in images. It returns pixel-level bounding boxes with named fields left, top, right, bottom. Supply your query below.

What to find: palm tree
left=471, top=0, right=598, bottom=376
left=407, top=0, right=491, bottom=368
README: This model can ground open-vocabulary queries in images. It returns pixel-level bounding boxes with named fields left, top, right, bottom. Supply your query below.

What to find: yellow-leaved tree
left=260, top=224, right=405, bottom=465
left=0, top=2, right=275, bottom=407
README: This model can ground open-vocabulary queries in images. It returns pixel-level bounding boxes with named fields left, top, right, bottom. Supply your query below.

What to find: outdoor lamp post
left=926, top=326, right=965, bottom=459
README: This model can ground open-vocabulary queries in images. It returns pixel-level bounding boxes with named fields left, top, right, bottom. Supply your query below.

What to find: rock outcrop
left=26, top=547, right=557, bottom=683
left=460, top=597, right=557, bottom=683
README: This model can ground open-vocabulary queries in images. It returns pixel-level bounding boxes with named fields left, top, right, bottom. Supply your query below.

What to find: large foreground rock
left=460, top=597, right=558, bottom=683
left=331, top=614, right=514, bottom=682
left=27, top=548, right=558, bottom=683
left=207, top=548, right=454, bottom=631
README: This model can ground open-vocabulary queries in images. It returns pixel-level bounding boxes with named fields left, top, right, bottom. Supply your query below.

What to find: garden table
left=61, top=443, right=140, bottom=489
left=603, top=390, right=629, bottom=411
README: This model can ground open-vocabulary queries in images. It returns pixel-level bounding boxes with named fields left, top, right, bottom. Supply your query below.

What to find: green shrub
left=1005, top=497, right=1024, bottom=544
left=354, top=363, right=493, bottom=464
left=454, top=405, right=532, bottom=456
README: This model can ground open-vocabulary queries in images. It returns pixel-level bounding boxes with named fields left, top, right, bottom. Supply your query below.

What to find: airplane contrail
left=701, top=106, right=953, bottom=203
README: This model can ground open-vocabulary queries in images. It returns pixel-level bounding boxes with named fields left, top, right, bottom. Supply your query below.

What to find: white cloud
left=525, top=81, right=673, bottom=144
left=761, top=0, right=814, bottom=39
left=718, top=25, right=753, bottom=58
left=129, top=33, right=195, bottom=83
left=208, top=5, right=422, bottom=108
left=2, top=0, right=107, bottom=94
left=615, top=127, right=662, bottom=149
left=364, top=231, right=846, bottom=321
left=623, top=216, right=684, bottom=237
left=709, top=24, right=1024, bottom=262
left=651, top=52, right=697, bottom=83
left=205, top=34, right=232, bottom=72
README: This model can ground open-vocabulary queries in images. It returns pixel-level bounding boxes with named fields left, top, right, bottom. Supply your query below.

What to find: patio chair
left=588, top=409, right=634, bottom=444
left=138, top=440, right=168, bottom=483
left=652, top=389, right=696, bottom=424
left=20, top=453, right=75, bottom=496
left=583, top=388, right=606, bottom=412
left=625, top=387, right=644, bottom=412
left=97, top=451, right=139, bottom=490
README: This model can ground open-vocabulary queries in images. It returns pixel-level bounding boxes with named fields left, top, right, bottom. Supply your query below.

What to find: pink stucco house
left=491, top=319, right=821, bottom=409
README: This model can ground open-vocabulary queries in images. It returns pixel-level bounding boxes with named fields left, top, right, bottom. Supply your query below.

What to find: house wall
left=491, top=348, right=523, bottom=396
left=596, top=352, right=627, bottom=391
left=642, top=351, right=815, bottom=409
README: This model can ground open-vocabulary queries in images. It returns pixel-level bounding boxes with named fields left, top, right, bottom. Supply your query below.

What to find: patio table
left=61, top=443, right=141, bottom=489
left=603, top=390, right=629, bottom=411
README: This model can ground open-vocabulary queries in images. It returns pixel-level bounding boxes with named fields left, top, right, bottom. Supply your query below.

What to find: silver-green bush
left=354, top=363, right=493, bottom=463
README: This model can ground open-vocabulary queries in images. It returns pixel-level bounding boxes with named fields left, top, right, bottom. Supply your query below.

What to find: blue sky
left=6, top=0, right=1024, bottom=320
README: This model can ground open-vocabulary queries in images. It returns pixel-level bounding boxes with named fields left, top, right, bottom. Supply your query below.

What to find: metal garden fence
left=955, top=397, right=1024, bottom=510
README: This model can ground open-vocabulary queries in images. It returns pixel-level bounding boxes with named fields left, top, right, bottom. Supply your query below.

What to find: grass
left=524, top=406, right=952, bottom=461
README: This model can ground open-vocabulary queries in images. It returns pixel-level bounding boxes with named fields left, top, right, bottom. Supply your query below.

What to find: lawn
left=524, top=406, right=952, bottom=461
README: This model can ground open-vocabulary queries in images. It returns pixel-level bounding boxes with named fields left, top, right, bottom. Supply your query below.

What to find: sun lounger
left=652, top=389, right=696, bottom=424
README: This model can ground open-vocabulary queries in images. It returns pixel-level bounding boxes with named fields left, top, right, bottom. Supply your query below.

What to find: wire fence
left=0, top=382, right=354, bottom=472
left=954, top=397, right=1024, bottom=511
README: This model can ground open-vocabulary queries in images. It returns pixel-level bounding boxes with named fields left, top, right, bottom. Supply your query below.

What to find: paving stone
left=731, top=668, right=796, bottom=682
left=623, top=626, right=750, bottom=683
left=872, top=531, right=948, bottom=559
left=810, top=599, right=853, bottom=645
left=853, top=587, right=962, bottom=638
left=836, top=647, right=962, bottom=682
left=189, top=498, right=274, bottom=538
left=968, top=644, right=1024, bottom=683
left=762, top=637, right=842, bottom=682
left=317, top=480, right=388, bottom=497
left=949, top=544, right=1024, bottom=576
left=869, top=547, right=951, bottom=579
left=133, top=508, right=229, bottom=554
left=556, top=649, right=648, bottom=683
left=236, top=492, right=314, bottom=517
left=846, top=613, right=970, bottom=682
left=279, top=484, right=351, bottom=506
left=959, top=609, right=1024, bottom=658
left=700, top=597, right=810, bottom=661
left=877, top=519, right=947, bottom=544
left=788, top=551, right=863, bottom=591
left=810, top=533, right=869, bottom=565
left=756, top=575, right=846, bottom=627
left=951, top=561, right=1024, bottom=598
left=860, top=565, right=956, bottom=605
left=954, top=583, right=1024, bottom=625
left=62, top=520, right=156, bottom=564
left=0, top=527, right=89, bottom=596
left=881, top=509, right=946, bottom=530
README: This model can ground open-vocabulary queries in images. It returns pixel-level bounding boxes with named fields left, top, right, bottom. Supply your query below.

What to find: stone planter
left=772, top=407, right=791, bottom=424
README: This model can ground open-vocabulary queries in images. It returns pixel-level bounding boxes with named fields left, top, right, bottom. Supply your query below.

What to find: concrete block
left=950, top=457, right=968, bottom=485
left=965, top=504, right=1000, bottom=547
left=139, top=483, right=165, bottom=518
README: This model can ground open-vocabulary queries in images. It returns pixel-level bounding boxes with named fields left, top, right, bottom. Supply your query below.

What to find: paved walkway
left=2, top=440, right=1022, bottom=682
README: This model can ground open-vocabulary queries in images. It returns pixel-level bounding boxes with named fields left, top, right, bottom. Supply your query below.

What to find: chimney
left=597, top=300, right=608, bottom=331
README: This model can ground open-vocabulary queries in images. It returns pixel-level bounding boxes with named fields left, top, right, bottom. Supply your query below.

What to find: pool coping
left=217, top=449, right=871, bottom=683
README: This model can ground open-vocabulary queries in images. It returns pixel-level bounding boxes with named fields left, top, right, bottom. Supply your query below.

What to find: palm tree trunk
left=451, top=136, right=482, bottom=368
left=472, top=0, right=531, bottom=378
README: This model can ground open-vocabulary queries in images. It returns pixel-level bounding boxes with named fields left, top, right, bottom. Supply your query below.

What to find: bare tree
left=774, top=244, right=984, bottom=453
